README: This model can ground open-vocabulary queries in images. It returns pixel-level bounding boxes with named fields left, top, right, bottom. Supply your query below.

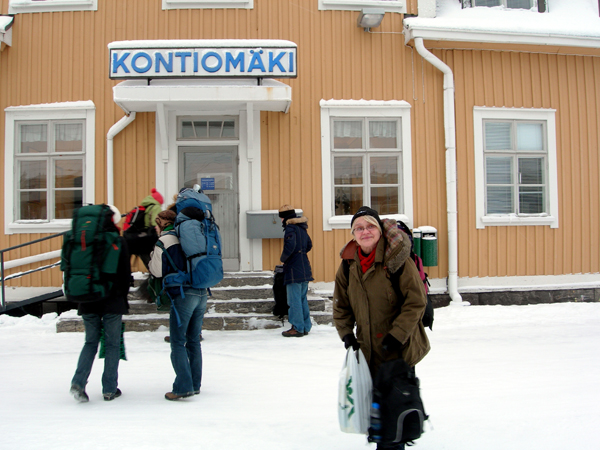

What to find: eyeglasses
left=353, top=224, right=378, bottom=234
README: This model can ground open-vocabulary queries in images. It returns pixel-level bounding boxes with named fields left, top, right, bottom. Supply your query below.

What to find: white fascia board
left=108, top=39, right=297, bottom=50
left=113, top=79, right=291, bottom=114
left=404, top=24, right=600, bottom=49
left=319, top=0, right=406, bottom=13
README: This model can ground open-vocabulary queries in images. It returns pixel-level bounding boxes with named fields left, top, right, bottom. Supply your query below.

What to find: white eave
left=112, top=78, right=292, bottom=114
left=404, top=22, right=600, bottom=49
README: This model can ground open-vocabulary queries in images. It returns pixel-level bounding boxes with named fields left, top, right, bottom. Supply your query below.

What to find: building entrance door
left=178, top=146, right=239, bottom=271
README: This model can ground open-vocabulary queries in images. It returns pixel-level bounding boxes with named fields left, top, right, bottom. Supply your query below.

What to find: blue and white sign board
left=109, top=39, right=297, bottom=80
left=201, top=178, right=215, bottom=191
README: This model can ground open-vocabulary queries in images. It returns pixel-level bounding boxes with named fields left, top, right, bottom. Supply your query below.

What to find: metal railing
left=0, top=232, right=67, bottom=311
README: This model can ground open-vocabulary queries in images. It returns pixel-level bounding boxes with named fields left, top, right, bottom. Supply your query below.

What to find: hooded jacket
left=280, top=216, right=314, bottom=285
left=140, top=195, right=163, bottom=229
left=333, top=219, right=430, bottom=371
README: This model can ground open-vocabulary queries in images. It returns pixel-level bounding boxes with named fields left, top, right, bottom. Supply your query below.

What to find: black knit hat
left=278, top=205, right=297, bottom=220
left=351, top=206, right=382, bottom=228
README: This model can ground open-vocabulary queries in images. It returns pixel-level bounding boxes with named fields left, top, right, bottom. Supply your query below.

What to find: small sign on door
left=201, top=177, right=215, bottom=190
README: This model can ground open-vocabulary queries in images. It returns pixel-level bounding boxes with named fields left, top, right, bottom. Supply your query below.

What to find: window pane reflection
left=55, top=190, right=83, bottom=219
left=55, top=123, right=83, bottom=152
left=20, top=124, right=48, bottom=153
left=20, top=191, right=47, bottom=220
left=20, top=160, right=47, bottom=189
left=371, top=187, right=398, bottom=215
left=55, top=159, right=83, bottom=188
left=335, top=187, right=362, bottom=215
left=370, top=156, right=398, bottom=184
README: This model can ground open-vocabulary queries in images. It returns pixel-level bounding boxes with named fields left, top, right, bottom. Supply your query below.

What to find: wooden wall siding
left=0, top=0, right=598, bottom=286
left=449, top=49, right=600, bottom=278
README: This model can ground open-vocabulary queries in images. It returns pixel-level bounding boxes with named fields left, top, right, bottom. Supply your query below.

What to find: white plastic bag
left=338, top=348, right=373, bottom=434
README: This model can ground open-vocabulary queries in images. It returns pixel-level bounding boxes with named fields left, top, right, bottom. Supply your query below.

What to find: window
left=177, top=116, right=238, bottom=140
left=4, top=102, right=95, bottom=234
left=318, top=0, right=406, bottom=13
left=321, top=100, right=413, bottom=231
left=473, top=107, right=558, bottom=229
left=162, top=0, right=253, bottom=10
left=8, top=0, right=98, bottom=13
left=461, top=0, right=544, bottom=11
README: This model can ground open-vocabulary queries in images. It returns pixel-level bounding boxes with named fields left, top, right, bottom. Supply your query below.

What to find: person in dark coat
left=333, top=206, right=430, bottom=450
left=70, top=205, right=132, bottom=403
left=278, top=205, right=314, bottom=337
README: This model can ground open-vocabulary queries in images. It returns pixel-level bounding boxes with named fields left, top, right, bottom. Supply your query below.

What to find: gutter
left=413, top=37, right=464, bottom=305
left=106, top=112, right=136, bottom=205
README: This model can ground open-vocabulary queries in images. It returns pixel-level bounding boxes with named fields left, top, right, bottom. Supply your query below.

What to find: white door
left=178, top=146, right=239, bottom=271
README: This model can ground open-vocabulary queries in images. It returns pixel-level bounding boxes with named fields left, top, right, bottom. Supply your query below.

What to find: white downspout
left=413, top=37, right=464, bottom=305
left=106, top=112, right=136, bottom=205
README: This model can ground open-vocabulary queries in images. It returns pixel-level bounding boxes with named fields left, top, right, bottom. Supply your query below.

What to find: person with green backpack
left=62, top=204, right=132, bottom=403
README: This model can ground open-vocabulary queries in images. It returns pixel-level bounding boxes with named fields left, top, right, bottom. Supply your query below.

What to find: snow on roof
left=108, top=39, right=297, bottom=49
left=405, top=0, right=600, bottom=43
left=5, top=100, right=95, bottom=111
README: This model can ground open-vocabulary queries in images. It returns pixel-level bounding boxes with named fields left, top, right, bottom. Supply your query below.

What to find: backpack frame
left=61, top=204, right=122, bottom=303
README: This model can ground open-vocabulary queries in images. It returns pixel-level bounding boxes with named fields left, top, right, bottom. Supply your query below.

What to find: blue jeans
left=169, top=288, right=207, bottom=395
left=286, top=281, right=311, bottom=334
left=72, top=313, right=122, bottom=395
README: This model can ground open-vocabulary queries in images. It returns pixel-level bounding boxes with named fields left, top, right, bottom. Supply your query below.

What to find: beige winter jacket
left=333, top=219, right=430, bottom=373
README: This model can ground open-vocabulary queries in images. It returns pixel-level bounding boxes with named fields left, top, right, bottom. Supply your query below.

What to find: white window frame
left=320, top=99, right=413, bottom=231
left=473, top=107, right=558, bottom=229
left=163, top=0, right=253, bottom=10
left=4, top=101, right=96, bottom=235
left=318, top=0, right=406, bottom=13
left=468, top=0, right=538, bottom=9
left=8, top=0, right=97, bottom=14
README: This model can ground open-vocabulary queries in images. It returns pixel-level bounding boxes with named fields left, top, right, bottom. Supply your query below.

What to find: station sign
left=109, top=40, right=297, bottom=80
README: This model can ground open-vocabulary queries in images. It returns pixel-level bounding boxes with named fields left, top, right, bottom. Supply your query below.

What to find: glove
left=342, top=333, right=360, bottom=351
left=382, top=333, right=403, bottom=353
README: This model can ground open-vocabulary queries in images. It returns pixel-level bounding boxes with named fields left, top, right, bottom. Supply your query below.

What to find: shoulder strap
left=342, top=259, right=350, bottom=282
left=389, top=265, right=405, bottom=307
left=155, top=237, right=180, bottom=273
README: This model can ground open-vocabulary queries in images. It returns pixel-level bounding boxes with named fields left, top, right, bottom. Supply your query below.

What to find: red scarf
left=358, top=248, right=376, bottom=274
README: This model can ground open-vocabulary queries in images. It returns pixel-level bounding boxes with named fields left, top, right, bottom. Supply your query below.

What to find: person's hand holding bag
left=343, top=333, right=360, bottom=351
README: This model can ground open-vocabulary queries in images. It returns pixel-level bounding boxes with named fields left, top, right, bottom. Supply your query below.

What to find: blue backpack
left=164, top=188, right=224, bottom=291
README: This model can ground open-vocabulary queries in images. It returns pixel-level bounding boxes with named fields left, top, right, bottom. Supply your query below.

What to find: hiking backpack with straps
left=162, top=187, right=224, bottom=292
left=60, top=204, right=122, bottom=303
left=122, top=205, right=146, bottom=232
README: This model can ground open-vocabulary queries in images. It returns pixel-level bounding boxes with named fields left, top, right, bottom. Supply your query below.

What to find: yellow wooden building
left=0, top=0, right=598, bottom=304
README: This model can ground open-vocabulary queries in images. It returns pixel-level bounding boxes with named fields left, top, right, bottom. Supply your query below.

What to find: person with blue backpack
left=278, top=205, right=314, bottom=337
left=148, top=209, right=207, bottom=400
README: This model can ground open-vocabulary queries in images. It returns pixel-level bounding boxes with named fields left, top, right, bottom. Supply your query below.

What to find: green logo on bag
left=345, top=377, right=355, bottom=418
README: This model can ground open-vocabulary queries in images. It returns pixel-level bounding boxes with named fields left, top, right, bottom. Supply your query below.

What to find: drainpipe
left=106, top=112, right=136, bottom=205
left=413, top=38, right=464, bottom=305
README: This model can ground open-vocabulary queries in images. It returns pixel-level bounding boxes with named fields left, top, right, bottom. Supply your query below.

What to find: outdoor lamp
left=357, top=8, right=385, bottom=31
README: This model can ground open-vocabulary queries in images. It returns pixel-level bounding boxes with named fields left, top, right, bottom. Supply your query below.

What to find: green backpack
left=61, top=204, right=122, bottom=303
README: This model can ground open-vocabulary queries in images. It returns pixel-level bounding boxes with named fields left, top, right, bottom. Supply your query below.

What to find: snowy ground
left=0, top=302, right=599, bottom=450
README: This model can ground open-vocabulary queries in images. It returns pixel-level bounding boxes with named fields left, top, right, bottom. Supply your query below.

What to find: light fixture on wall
left=357, top=8, right=385, bottom=32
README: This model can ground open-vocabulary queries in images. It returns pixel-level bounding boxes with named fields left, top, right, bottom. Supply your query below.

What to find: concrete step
left=128, top=297, right=326, bottom=315
left=56, top=272, right=333, bottom=333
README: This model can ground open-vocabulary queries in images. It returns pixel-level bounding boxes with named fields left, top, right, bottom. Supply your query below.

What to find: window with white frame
left=320, top=100, right=413, bottom=231
left=461, top=0, right=544, bottom=11
left=318, top=0, right=406, bottom=13
left=8, top=0, right=98, bottom=14
left=163, top=0, right=253, bottom=10
left=4, top=102, right=96, bottom=234
left=473, top=107, right=558, bottom=229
